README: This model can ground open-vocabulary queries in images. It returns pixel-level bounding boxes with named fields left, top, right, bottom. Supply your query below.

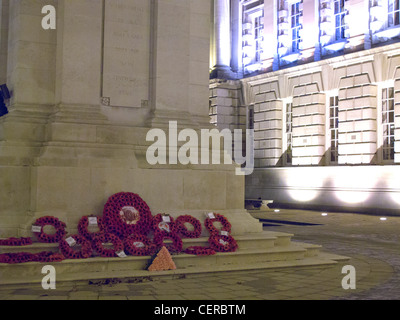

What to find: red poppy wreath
left=59, top=234, right=93, bottom=259
left=0, top=237, right=32, bottom=246
left=208, top=234, right=238, bottom=253
left=152, top=214, right=176, bottom=236
left=184, top=246, right=216, bottom=256
left=92, top=232, right=124, bottom=258
left=77, top=215, right=106, bottom=240
left=32, top=216, right=67, bottom=243
left=103, top=192, right=153, bottom=238
left=123, top=234, right=156, bottom=256
left=175, top=215, right=202, bottom=239
left=204, top=213, right=232, bottom=235
left=153, top=232, right=183, bottom=254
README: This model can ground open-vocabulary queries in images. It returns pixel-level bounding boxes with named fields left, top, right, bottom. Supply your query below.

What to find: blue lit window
left=254, top=15, right=265, bottom=62
left=242, top=1, right=264, bottom=73
left=290, top=2, right=302, bottom=53
left=388, top=0, right=400, bottom=27
left=334, top=0, right=346, bottom=40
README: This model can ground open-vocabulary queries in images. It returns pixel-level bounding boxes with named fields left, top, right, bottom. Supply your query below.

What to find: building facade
left=210, top=0, right=400, bottom=214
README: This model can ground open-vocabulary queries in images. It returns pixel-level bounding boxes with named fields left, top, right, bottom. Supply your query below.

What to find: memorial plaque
left=102, top=0, right=150, bottom=108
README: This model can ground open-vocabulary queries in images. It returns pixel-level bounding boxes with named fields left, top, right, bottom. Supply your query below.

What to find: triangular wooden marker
left=148, top=246, right=177, bottom=271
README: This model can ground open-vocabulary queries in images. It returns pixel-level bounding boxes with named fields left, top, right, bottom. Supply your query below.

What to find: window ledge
left=374, top=26, right=400, bottom=40
left=280, top=52, right=300, bottom=64
left=323, top=39, right=347, bottom=52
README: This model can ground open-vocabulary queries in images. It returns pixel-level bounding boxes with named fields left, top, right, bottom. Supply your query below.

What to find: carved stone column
left=211, top=0, right=233, bottom=79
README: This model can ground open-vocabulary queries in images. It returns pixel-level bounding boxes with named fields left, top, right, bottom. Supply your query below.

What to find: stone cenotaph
left=0, top=0, right=261, bottom=237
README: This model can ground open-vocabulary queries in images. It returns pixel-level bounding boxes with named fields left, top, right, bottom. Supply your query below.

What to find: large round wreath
left=92, top=232, right=124, bottom=258
left=32, top=216, right=67, bottom=243
left=124, top=234, right=156, bottom=256
left=153, top=233, right=183, bottom=254
left=77, top=216, right=106, bottom=240
left=175, top=215, right=202, bottom=239
left=208, top=234, right=238, bottom=253
left=103, top=192, right=153, bottom=238
left=59, top=234, right=93, bottom=259
left=204, top=213, right=232, bottom=235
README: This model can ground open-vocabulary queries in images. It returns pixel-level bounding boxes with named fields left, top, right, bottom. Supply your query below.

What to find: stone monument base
left=0, top=231, right=349, bottom=285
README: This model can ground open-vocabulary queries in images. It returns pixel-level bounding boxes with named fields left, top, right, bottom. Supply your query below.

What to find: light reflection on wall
left=386, top=169, right=400, bottom=205
left=285, top=168, right=324, bottom=202
left=333, top=167, right=377, bottom=204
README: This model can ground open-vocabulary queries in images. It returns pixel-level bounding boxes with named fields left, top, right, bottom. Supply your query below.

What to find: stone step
left=0, top=231, right=349, bottom=286
left=0, top=231, right=291, bottom=254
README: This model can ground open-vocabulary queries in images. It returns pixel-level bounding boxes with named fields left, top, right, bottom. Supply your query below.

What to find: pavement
left=0, top=208, right=399, bottom=301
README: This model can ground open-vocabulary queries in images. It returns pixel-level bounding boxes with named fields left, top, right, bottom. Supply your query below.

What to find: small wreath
left=32, top=216, right=67, bottom=243
left=175, top=215, right=202, bottom=239
left=208, top=234, right=238, bottom=253
left=92, top=232, right=124, bottom=258
left=184, top=246, right=216, bottom=256
left=34, top=251, right=65, bottom=263
left=103, top=192, right=153, bottom=238
left=153, top=233, right=183, bottom=253
left=0, top=252, right=35, bottom=264
left=152, top=214, right=176, bottom=235
left=204, top=213, right=232, bottom=235
left=59, top=234, right=93, bottom=259
left=0, top=237, right=32, bottom=246
left=124, top=234, right=156, bottom=256
left=77, top=216, right=106, bottom=240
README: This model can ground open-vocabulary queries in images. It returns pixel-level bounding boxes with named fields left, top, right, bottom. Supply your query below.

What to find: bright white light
left=386, top=169, right=400, bottom=205
left=321, top=213, right=328, bottom=216
left=380, top=217, right=387, bottom=221
left=274, top=209, right=280, bottom=213
left=334, top=167, right=376, bottom=204
left=286, top=168, right=324, bottom=202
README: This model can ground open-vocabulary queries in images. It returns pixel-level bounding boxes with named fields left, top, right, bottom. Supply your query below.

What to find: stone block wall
left=211, top=43, right=400, bottom=169
left=252, top=81, right=282, bottom=167
left=209, top=79, right=246, bottom=131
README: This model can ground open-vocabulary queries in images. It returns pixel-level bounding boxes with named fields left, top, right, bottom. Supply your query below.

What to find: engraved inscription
left=102, top=0, right=150, bottom=108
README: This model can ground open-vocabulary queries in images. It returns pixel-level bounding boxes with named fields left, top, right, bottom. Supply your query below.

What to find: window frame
left=380, top=84, right=396, bottom=163
left=283, top=99, right=294, bottom=166
left=290, top=1, right=302, bottom=53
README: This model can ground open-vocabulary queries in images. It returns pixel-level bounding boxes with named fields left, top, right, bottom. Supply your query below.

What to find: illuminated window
left=370, top=0, right=400, bottom=43
left=242, top=1, right=264, bottom=73
left=290, top=1, right=302, bottom=53
left=248, top=105, right=254, bottom=130
left=254, top=15, right=264, bottom=63
left=329, top=96, right=339, bottom=164
left=388, top=0, right=400, bottom=27
left=334, top=0, right=346, bottom=40
left=285, top=102, right=293, bottom=165
left=382, top=87, right=395, bottom=162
